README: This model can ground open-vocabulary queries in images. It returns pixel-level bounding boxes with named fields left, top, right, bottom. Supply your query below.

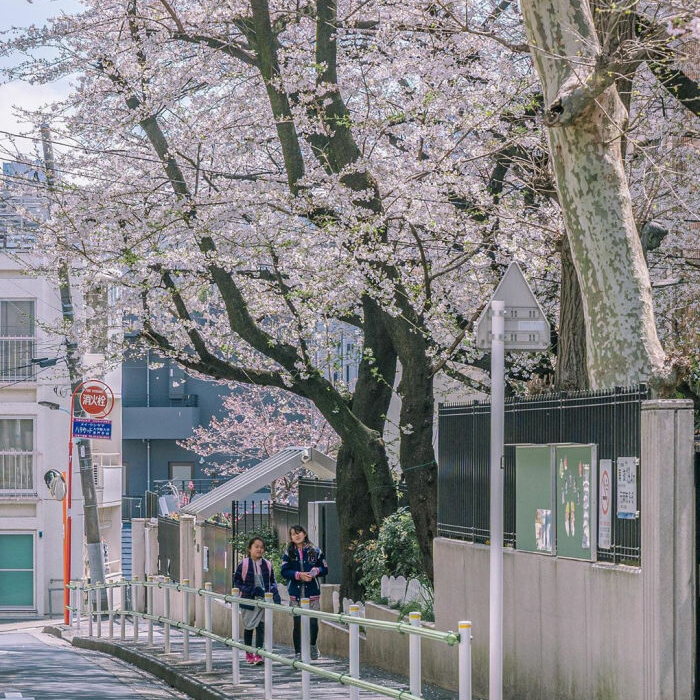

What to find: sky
left=0, top=0, right=82, bottom=158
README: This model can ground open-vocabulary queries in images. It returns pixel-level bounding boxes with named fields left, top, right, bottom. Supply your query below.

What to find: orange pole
left=62, top=469, right=68, bottom=624
left=64, top=381, right=82, bottom=624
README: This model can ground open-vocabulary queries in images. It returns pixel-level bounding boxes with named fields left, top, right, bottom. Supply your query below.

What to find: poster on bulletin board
left=555, top=444, right=597, bottom=561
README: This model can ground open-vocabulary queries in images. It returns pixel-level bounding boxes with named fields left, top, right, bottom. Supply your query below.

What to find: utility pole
left=40, top=124, right=107, bottom=597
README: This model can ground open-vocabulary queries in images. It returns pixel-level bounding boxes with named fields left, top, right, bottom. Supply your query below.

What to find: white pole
left=489, top=298, right=505, bottom=700
left=182, top=579, right=190, bottom=660
left=132, top=577, right=139, bottom=642
left=204, top=582, right=213, bottom=672
left=458, top=620, right=472, bottom=700
left=96, top=583, right=102, bottom=639
left=164, top=579, right=171, bottom=654
left=231, top=588, right=240, bottom=685
left=147, top=577, right=154, bottom=646
left=107, top=584, right=114, bottom=639
left=409, top=611, right=422, bottom=697
left=120, top=580, right=127, bottom=641
left=87, top=587, right=93, bottom=638
left=76, top=581, right=82, bottom=633
left=301, top=598, right=311, bottom=700
left=264, top=592, right=273, bottom=700
left=69, top=581, right=74, bottom=628
left=349, top=604, right=360, bottom=700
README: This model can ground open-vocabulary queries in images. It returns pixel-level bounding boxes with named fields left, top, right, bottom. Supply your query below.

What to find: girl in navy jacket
left=233, top=536, right=280, bottom=665
left=281, top=524, right=328, bottom=659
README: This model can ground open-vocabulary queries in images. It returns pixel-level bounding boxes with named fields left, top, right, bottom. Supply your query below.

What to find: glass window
left=0, top=418, right=33, bottom=451
left=0, top=300, right=35, bottom=337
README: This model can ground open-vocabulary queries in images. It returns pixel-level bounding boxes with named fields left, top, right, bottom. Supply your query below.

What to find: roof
left=180, top=446, right=336, bottom=519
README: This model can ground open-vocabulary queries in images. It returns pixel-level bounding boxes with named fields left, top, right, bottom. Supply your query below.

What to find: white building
left=0, top=161, right=123, bottom=617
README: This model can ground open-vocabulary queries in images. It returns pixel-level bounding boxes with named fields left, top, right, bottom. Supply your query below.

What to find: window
left=0, top=300, right=36, bottom=381
left=0, top=418, right=34, bottom=493
left=169, top=462, right=193, bottom=482
left=0, top=534, right=34, bottom=608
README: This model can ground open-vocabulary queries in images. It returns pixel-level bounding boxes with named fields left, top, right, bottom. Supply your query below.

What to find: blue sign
left=73, top=418, right=112, bottom=440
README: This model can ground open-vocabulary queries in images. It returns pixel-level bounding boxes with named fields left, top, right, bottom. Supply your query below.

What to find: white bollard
left=108, top=585, right=114, bottom=639
left=68, top=582, right=74, bottom=628
left=349, top=604, right=360, bottom=700
left=204, top=582, right=213, bottom=672
left=96, top=584, right=102, bottom=639
left=264, top=592, right=273, bottom=700
left=301, top=599, right=311, bottom=700
left=409, top=611, right=422, bottom=697
left=164, top=580, right=171, bottom=654
left=76, top=582, right=83, bottom=633
left=132, top=577, right=139, bottom=642
left=231, top=588, right=240, bottom=685
left=458, top=621, right=472, bottom=700
left=147, top=577, right=154, bottom=646
left=120, top=580, right=127, bottom=641
left=182, top=580, right=190, bottom=661
left=87, top=588, right=93, bottom=638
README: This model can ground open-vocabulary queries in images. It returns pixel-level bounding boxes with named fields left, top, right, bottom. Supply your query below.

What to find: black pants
left=244, top=621, right=264, bottom=651
left=292, top=615, right=318, bottom=654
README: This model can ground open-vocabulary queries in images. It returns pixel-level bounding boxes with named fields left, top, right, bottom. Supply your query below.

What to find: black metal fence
left=438, top=385, right=648, bottom=565
left=157, top=516, right=181, bottom=580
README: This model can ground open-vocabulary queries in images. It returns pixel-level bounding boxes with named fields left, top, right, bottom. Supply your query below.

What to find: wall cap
left=641, top=399, right=694, bottom=411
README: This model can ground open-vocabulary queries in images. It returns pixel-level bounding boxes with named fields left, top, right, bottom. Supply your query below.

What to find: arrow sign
left=475, top=261, right=550, bottom=352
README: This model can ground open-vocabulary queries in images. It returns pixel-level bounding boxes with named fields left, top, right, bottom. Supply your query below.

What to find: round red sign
left=79, top=381, right=114, bottom=418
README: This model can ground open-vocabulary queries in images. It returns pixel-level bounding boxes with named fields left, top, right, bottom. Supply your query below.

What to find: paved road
left=0, top=629, right=189, bottom=699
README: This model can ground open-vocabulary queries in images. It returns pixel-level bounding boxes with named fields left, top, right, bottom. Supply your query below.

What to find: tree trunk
left=555, top=234, right=589, bottom=391
left=521, top=0, right=667, bottom=389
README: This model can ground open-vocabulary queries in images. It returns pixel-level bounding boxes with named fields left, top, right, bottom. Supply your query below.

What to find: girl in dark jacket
left=280, top=524, right=328, bottom=660
left=233, top=536, right=281, bottom=665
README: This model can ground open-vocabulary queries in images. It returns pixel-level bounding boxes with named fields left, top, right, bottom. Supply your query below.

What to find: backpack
left=241, top=556, right=271, bottom=582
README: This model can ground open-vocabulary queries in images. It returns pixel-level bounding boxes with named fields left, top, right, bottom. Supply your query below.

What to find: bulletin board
left=515, top=445, right=555, bottom=554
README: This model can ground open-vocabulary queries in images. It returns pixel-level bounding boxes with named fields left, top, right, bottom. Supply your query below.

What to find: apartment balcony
left=92, top=453, right=122, bottom=508
left=122, top=395, right=200, bottom=440
left=0, top=338, right=36, bottom=382
left=0, top=452, right=36, bottom=499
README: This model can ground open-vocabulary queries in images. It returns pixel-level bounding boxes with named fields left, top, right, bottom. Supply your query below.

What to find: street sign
left=475, top=262, right=550, bottom=352
left=599, top=459, right=612, bottom=549
left=72, top=418, right=112, bottom=440
left=79, top=380, right=114, bottom=418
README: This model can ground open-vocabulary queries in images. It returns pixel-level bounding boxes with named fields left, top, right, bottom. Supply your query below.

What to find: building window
left=0, top=300, right=36, bottom=381
left=0, top=418, right=34, bottom=493
left=0, top=533, right=34, bottom=608
left=169, top=462, right=193, bottom=482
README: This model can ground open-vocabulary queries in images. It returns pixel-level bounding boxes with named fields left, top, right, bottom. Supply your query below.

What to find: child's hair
left=286, top=524, right=314, bottom=560
left=246, top=536, right=265, bottom=555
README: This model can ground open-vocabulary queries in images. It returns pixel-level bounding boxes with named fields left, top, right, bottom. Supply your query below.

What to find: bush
left=232, top=526, right=278, bottom=556
left=352, top=507, right=428, bottom=601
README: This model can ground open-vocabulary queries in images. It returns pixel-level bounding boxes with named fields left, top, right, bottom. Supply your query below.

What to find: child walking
left=233, top=536, right=281, bottom=665
left=281, top=524, right=328, bottom=660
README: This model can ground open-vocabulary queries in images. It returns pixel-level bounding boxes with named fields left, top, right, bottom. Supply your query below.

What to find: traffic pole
left=489, top=299, right=505, bottom=700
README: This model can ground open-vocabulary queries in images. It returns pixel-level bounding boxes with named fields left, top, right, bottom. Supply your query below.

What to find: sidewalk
left=57, top=618, right=458, bottom=700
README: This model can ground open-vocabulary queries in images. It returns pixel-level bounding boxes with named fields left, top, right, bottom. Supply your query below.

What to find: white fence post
left=76, top=581, right=82, bottom=633
left=204, top=582, right=213, bottom=672
left=132, top=577, right=139, bottom=642
left=458, top=620, right=472, bottom=700
left=301, top=598, right=311, bottom=700
left=264, top=592, right=273, bottom=700
left=147, top=577, right=154, bottom=646
left=182, top=579, right=190, bottom=661
left=164, top=579, right=171, bottom=654
left=96, top=584, right=102, bottom=639
left=120, top=580, right=127, bottom=640
left=107, top=584, right=114, bottom=639
left=231, top=588, right=240, bottom=685
left=349, top=604, right=360, bottom=700
left=87, top=587, right=93, bottom=638
left=409, top=611, right=422, bottom=697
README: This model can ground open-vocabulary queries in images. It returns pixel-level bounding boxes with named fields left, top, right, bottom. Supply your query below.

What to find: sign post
left=475, top=262, right=550, bottom=700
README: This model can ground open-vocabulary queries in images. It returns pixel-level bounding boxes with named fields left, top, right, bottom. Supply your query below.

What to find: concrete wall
left=433, top=398, right=695, bottom=700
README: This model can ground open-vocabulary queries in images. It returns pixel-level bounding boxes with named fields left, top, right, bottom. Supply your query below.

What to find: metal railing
left=0, top=337, right=36, bottom=381
left=0, top=452, right=35, bottom=495
left=67, top=578, right=472, bottom=700
left=122, top=496, right=143, bottom=521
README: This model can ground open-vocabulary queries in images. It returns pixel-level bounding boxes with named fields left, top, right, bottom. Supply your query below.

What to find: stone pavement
left=62, top=618, right=459, bottom=700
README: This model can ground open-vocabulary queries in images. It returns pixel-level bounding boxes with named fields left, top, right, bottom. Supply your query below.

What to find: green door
left=0, top=533, right=34, bottom=607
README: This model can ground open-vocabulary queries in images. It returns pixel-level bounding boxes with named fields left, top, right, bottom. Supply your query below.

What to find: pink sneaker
left=254, top=654, right=264, bottom=665
left=246, top=652, right=256, bottom=664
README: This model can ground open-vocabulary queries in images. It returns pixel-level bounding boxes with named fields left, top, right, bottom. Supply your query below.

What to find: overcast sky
left=0, top=0, right=82, bottom=158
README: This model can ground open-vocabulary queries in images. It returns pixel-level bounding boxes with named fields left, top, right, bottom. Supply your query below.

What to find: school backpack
left=241, top=556, right=272, bottom=581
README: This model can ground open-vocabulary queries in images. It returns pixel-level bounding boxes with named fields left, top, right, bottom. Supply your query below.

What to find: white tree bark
left=521, top=0, right=668, bottom=388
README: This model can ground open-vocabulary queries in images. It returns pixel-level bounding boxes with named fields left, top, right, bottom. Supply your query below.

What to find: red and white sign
left=79, top=380, right=114, bottom=419
left=598, top=459, right=612, bottom=550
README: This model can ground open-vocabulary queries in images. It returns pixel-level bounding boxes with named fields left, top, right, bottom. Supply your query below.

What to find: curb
left=69, top=635, right=229, bottom=700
